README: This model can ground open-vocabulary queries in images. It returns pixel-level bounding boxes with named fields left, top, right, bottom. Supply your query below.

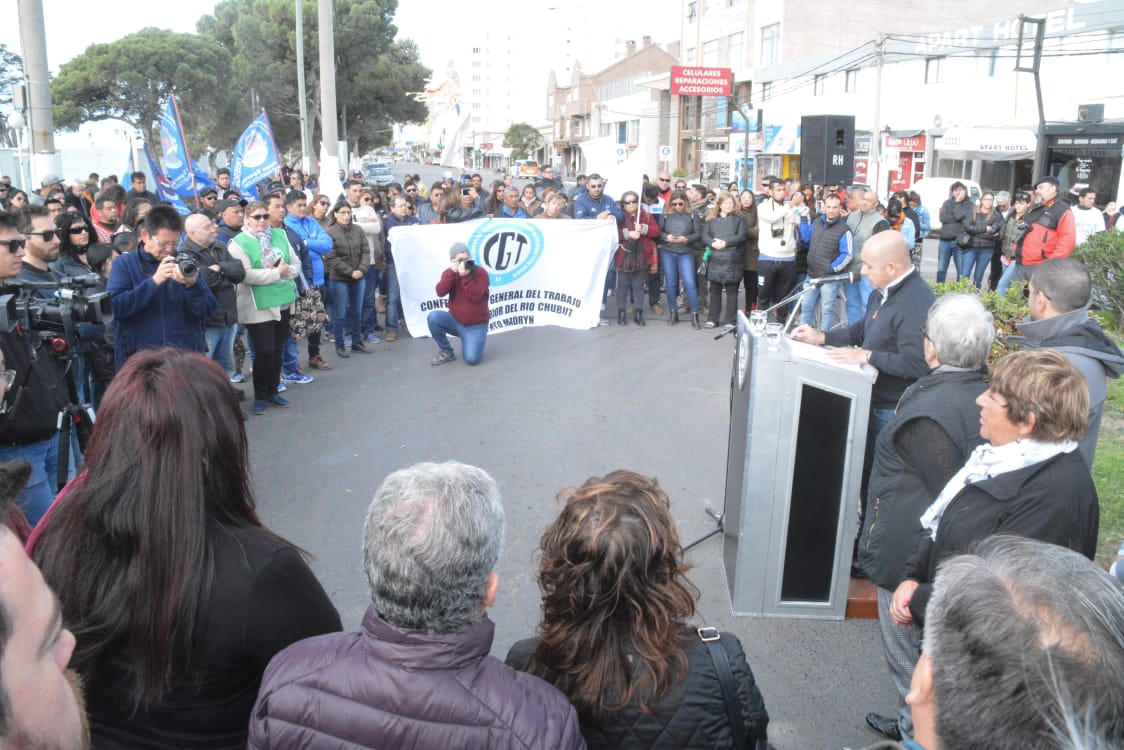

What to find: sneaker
left=281, top=372, right=314, bottom=384
left=265, top=394, right=290, bottom=408
left=335, top=346, right=350, bottom=359
left=230, top=373, right=246, bottom=384
left=350, top=341, right=372, bottom=355
left=373, top=325, right=384, bottom=332
left=307, top=356, right=333, bottom=370
left=365, top=332, right=381, bottom=344
left=277, top=383, right=287, bottom=393
left=704, top=321, right=717, bottom=329
left=431, top=349, right=456, bottom=366
left=385, top=331, right=397, bottom=342
left=252, top=400, right=266, bottom=415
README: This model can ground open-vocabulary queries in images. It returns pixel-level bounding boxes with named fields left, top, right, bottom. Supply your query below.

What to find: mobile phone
left=461, top=187, right=472, bottom=196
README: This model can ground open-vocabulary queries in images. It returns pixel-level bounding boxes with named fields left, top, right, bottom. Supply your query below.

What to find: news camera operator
left=107, top=205, right=217, bottom=370
left=0, top=211, right=69, bottom=526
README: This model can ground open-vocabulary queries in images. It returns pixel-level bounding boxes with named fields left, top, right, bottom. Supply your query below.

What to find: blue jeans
left=427, top=309, right=487, bottom=365
left=660, top=250, right=698, bottom=313
left=996, top=260, right=1018, bottom=295
left=962, top=248, right=992, bottom=288
left=0, top=437, right=59, bottom=527
left=384, top=263, right=400, bottom=333
left=800, top=280, right=840, bottom=332
left=843, top=275, right=872, bottom=327
left=282, top=335, right=299, bottom=376
left=330, top=278, right=365, bottom=345
left=362, top=265, right=381, bottom=335
left=936, top=239, right=962, bottom=283
left=204, top=324, right=238, bottom=378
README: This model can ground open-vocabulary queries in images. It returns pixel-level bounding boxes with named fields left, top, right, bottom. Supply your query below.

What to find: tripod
left=683, top=505, right=725, bottom=551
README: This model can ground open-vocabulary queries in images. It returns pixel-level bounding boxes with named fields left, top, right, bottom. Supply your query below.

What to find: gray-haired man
left=250, top=461, right=585, bottom=749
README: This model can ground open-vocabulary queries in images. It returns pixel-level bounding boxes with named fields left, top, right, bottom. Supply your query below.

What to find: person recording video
left=427, top=242, right=489, bottom=367
left=0, top=210, right=69, bottom=526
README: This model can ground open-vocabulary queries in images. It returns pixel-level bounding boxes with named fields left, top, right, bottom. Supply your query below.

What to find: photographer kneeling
left=427, top=242, right=489, bottom=366
left=0, top=211, right=69, bottom=525
left=107, top=205, right=217, bottom=370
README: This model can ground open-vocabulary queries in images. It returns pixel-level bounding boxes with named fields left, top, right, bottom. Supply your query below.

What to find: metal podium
left=722, top=311, right=877, bottom=619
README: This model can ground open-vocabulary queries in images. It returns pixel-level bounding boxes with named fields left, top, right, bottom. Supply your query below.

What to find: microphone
left=806, top=269, right=859, bottom=286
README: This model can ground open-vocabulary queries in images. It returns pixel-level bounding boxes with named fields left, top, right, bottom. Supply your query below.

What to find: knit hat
left=449, top=242, right=470, bottom=259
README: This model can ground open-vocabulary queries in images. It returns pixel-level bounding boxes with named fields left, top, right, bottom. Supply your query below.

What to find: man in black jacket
left=181, top=213, right=245, bottom=381
left=0, top=211, right=70, bottom=526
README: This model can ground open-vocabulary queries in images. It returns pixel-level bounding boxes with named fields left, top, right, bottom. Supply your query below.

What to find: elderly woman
left=506, top=470, right=769, bottom=749
left=856, top=293, right=994, bottom=743
left=701, top=192, right=749, bottom=329
left=324, top=201, right=371, bottom=358
left=310, top=193, right=332, bottom=228
left=31, top=349, right=341, bottom=749
left=891, top=349, right=1099, bottom=631
left=228, top=200, right=300, bottom=415
left=615, top=190, right=659, bottom=326
left=658, top=190, right=701, bottom=328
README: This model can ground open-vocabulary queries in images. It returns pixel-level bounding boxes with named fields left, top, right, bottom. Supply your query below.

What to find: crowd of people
left=0, top=163, right=1123, bottom=749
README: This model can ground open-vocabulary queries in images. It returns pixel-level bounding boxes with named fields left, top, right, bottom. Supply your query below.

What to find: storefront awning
left=937, top=128, right=1036, bottom=162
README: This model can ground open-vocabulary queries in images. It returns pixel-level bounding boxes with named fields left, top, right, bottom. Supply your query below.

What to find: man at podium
left=790, top=232, right=935, bottom=507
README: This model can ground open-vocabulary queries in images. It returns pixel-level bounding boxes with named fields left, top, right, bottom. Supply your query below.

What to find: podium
left=722, top=311, right=877, bottom=619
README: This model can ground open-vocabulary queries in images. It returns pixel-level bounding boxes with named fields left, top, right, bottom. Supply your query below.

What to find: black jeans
left=245, top=309, right=290, bottom=400
left=616, top=269, right=647, bottom=313
left=708, top=281, right=740, bottom=325
left=743, top=269, right=759, bottom=310
left=758, top=260, right=797, bottom=322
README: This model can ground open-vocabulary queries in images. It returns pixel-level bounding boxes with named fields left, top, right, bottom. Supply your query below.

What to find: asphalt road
left=247, top=161, right=899, bottom=749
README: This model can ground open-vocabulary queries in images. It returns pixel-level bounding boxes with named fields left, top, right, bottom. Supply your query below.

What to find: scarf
left=242, top=225, right=281, bottom=268
left=919, top=438, right=1078, bottom=539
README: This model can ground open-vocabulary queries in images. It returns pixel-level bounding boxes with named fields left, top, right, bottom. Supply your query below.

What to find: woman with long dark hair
left=325, top=201, right=371, bottom=358
left=959, top=191, right=1003, bottom=289
left=30, top=348, right=341, bottom=749
left=614, top=191, right=659, bottom=326
left=738, top=189, right=761, bottom=312
left=507, top=471, right=769, bottom=749
left=658, top=189, right=701, bottom=328
left=51, top=211, right=97, bottom=277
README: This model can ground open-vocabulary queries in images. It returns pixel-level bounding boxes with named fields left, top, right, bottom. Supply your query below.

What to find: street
left=247, top=162, right=898, bottom=749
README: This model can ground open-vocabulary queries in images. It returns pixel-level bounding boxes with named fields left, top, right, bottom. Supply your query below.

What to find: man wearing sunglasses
left=16, top=206, right=62, bottom=299
left=0, top=211, right=70, bottom=525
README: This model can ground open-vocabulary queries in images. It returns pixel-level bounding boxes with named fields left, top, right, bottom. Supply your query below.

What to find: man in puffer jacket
left=249, top=462, right=586, bottom=750
left=936, top=182, right=972, bottom=284
left=1011, top=176, right=1077, bottom=285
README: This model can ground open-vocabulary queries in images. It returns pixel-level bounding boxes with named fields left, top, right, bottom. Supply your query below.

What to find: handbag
left=955, top=230, right=972, bottom=249
left=619, top=238, right=647, bottom=273
left=699, top=627, right=771, bottom=750
left=290, top=271, right=326, bottom=340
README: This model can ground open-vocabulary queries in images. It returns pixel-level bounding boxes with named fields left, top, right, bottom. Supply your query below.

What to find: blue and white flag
left=190, top=158, right=216, bottom=192
left=158, top=97, right=197, bottom=198
left=230, top=113, right=281, bottom=200
left=124, top=148, right=135, bottom=182
left=143, top=144, right=191, bottom=216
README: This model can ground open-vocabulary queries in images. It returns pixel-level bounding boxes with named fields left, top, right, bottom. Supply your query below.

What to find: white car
left=910, top=177, right=982, bottom=237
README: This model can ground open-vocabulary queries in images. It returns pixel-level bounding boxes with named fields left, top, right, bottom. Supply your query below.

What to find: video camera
left=0, top=275, right=113, bottom=353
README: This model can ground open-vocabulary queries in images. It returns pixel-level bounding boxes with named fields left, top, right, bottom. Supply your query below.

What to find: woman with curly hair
left=506, top=470, right=769, bottom=749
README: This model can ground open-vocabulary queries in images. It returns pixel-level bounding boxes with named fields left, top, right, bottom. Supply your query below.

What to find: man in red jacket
left=1012, top=175, right=1076, bottom=285
left=428, top=242, right=491, bottom=366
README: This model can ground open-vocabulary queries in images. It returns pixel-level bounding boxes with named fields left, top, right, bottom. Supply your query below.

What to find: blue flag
left=143, top=144, right=191, bottom=216
left=158, top=97, right=197, bottom=198
left=124, top=148, right=135, bottom=182
left=191, top=158, right=216, bottom=192
left=230, top=112, right=280, bottom=200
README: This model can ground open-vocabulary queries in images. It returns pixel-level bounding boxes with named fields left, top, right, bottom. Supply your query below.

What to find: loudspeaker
left=800, top=115, right=855, bottom=186
left=1077, top=104, right=1104, bottom=124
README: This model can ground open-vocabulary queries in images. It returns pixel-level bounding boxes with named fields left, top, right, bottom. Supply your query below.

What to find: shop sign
left=670, top=66, right=733, bottom=96
left=940, top=128, right=1036, bottom=156
left=884, top=135, right=926, bottom=151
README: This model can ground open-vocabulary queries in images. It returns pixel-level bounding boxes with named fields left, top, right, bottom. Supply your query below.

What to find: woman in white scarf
left=890, top=349, right=1099, bottom=628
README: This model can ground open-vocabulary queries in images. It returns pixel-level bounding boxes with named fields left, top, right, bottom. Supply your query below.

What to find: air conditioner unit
left=1077, top=104, right=1104, bottom=124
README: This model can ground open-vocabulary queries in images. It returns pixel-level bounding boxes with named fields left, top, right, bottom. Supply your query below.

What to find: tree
left=198, top=0, right=429, bottom=154
left=50, top=29, right=237, bottom=150
left=0, top=44, right=24, bottom=148
left=503, top=123, right=544, bottom=161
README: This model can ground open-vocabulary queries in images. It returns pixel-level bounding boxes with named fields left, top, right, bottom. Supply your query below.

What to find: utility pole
left=1015, top=16, right=1048, bottom=179
left=295, top=0, right=312, bottom=172
left=318, top=0, right=340, bottom=197
left=17, top=0, right=58, bottom=186
left=871, top=34, right=885, bottom=198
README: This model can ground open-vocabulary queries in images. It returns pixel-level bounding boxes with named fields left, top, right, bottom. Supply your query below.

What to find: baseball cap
left=200, top=187, right=218, bottom=199
left=443, top=170, right=453, bottom=179
left=1014, top=191, right=1032, bottom=203
left=40, top=174, right=62, bottom=187
left=1034, top=175, right=1059, bottom=188
left=216, top=198, right=247, bottom=212
left=265, top=181, right=286, bottom=195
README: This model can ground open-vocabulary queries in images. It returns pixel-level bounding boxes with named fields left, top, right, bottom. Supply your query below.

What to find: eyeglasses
left=1023, top=285, right=1050, bottom=301
left=405, top=188, right=417, bottom=193
left=622, top=199, right=637, bottom=205
left=248, top=213, right=269, bottom=221
left=202, top=194, right=216, bottom=201
left=919, top=326, right=928, bottom=340
left=25, top=229, right=61, bottom=242
left=587, top=183, right=603, bottom=190
left=0, top=238, right=27, bottom=252
left=67, top=225, right=89, bottom=235
left=152, top=240, right=179, bottom=250
left=317, top=201, right=330, bottom=206
left=671, top=200, right=686, bottom=206
left=658, top=178, right=671, bottom=183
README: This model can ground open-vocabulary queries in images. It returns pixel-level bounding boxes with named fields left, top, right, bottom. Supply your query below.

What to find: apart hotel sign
left=671, top=67, right=732, bottom=96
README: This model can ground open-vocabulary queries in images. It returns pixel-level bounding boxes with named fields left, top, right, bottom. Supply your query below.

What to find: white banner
left=390, top=219, right=618, bottom=337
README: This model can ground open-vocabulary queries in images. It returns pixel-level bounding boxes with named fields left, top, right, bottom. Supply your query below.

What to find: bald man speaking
left=792, top=232, right=935, bottom=523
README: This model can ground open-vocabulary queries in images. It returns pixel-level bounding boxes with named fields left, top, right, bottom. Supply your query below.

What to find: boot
left=668, top=308, right=679, bottom=326
left=618, top=309, right=627, bottom=326
left=634, top=309, right=646, bottom=327
left=691, top=313, right=701, bottom=330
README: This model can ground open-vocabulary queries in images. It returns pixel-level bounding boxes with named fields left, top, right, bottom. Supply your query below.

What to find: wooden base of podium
left=846, top=577, right=878, bottom=619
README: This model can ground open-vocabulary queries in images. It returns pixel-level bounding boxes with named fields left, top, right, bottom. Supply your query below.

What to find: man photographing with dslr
left=427, top=242, right=489, bottom=366
left=108, top=205, right=217, bottom=369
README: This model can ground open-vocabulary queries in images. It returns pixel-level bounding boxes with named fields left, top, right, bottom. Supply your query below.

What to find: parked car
left=910, top=177, right=982, bottom=237
left=363, top=162, right=394, bottom=188
left=509, top=160, right=540, bottom=180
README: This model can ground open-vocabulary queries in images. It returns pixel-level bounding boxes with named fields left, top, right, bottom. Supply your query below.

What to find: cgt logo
left=467, top=220, right=544, bottom=286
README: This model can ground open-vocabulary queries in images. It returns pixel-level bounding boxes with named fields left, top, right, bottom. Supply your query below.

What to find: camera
left=461, top=187, right=473, bottom=196
left=461, top=259, right=476, bottom=273
left=173, top=252, right=198, bottom=277
left=0, top=275, right=113, bottom=338
left=771, top=226, right=785, bottom=239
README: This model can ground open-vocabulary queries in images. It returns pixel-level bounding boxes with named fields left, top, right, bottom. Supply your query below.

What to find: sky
left=0, top=0, right=679, bottom=144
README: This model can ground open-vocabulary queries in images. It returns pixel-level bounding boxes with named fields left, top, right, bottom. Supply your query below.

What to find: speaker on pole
left=800, top=115, right=855, bottom=186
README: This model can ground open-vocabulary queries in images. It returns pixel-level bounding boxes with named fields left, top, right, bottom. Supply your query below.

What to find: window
left=813, top=74, right=825, bottom=96
left=472, top=47, right=481, bottom=54
left=687, top=2, right=697, bottom=22
left=761, top=82, right=772, bottom=99
left=703, top=40, right=720, bottom=66
left=925, top=56, right=944, bottom=84
left=716, top=96, right=728, bottom=128
left=728, top=32, right=745, bottom=68
left=760, top=24, right=779, bottom=66
left=845, top=68, right=859, bottom=93
left=686, top=47, right=697, bottom=65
